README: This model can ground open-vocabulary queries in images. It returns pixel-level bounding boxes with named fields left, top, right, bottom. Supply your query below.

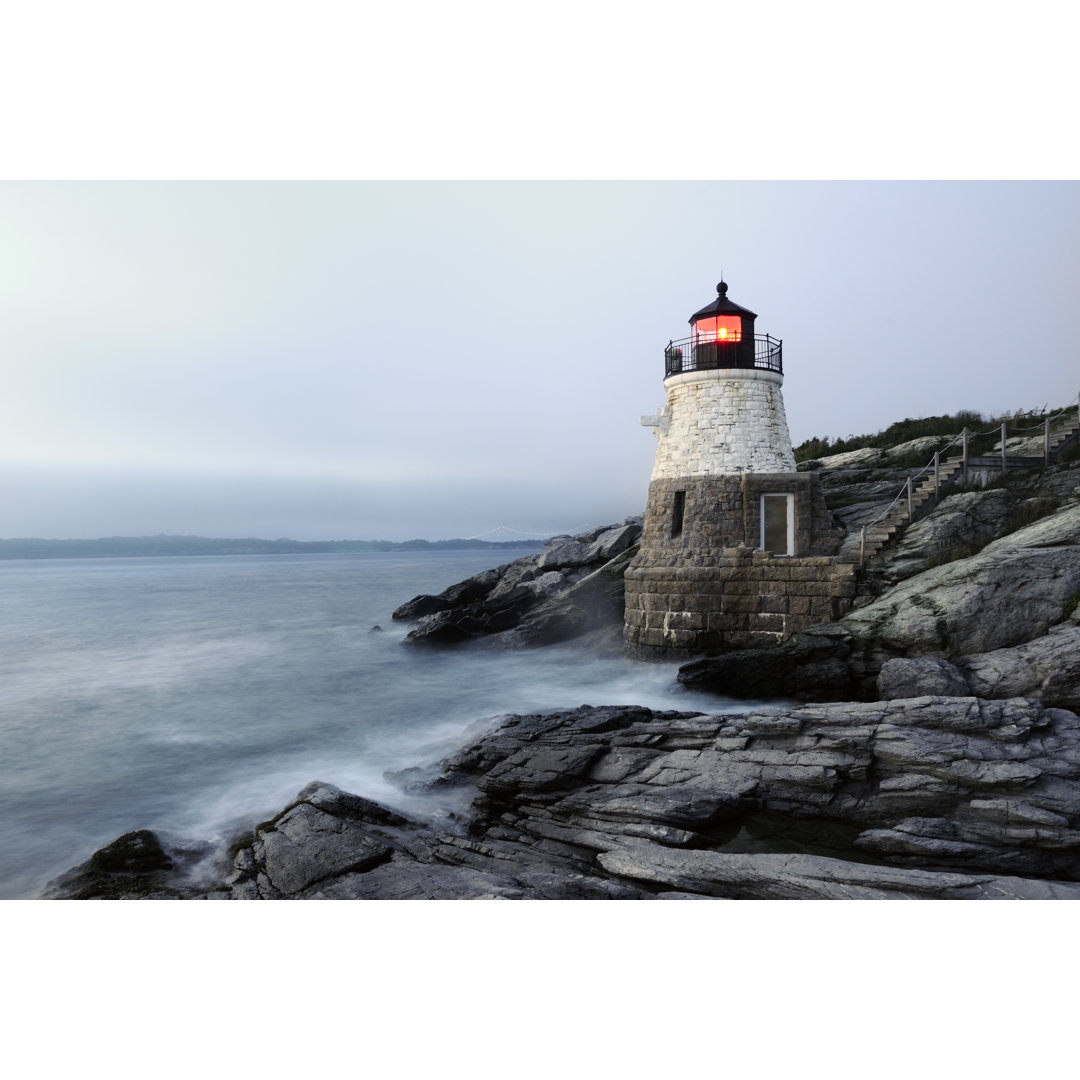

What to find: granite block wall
left=624, top=550, right=857, bottom=659
left=624, top=471, right=854, bottom=659
left=639, top=473, right=842, bottom=558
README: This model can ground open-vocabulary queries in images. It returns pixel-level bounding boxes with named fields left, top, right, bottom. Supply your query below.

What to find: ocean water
left=0, top=550, right=719, bottom=899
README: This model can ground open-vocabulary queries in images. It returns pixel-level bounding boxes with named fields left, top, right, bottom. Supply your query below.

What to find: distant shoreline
left=0, top=536, right=545, bottom=560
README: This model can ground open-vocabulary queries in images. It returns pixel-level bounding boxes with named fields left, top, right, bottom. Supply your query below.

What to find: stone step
left=914, top=463, right=963, bottom=480
left=914, top=462, right=964, bottom=480
left=911, top=478, right=961, bottom=497
left=1049, top=423, right=1079, bottom=450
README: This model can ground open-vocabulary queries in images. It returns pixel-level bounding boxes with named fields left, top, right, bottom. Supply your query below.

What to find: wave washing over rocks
left=44, top=698, right=1080, bottom=900
left=45, top=456, right=1080, bottom=900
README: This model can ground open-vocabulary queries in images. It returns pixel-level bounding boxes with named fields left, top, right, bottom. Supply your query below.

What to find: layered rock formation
left=47, top=697, right=1080, bottom=900
left=392, top=519, right=641, bottom=649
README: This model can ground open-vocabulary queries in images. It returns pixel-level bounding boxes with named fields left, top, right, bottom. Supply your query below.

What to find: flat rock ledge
left=45, top=697, right=1080, bottom=900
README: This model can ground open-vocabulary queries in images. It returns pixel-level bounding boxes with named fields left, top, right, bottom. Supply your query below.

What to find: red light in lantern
left=692, top=315, right=742, bottom=342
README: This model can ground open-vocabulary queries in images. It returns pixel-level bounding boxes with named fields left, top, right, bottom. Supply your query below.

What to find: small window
left=761, top=493, right=794, bottom=555
left=671, top=490, right=685, bottom=538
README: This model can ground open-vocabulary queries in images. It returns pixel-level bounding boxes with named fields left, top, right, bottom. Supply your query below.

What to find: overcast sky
left=2, top=180, right=1078, bottom=540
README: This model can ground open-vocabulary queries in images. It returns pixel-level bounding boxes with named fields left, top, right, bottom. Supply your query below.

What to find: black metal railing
left=663, top=333, right=783, bottom=377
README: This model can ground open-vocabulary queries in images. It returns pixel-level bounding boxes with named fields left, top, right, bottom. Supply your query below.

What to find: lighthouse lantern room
left=665, top=281, right=783, bottom=378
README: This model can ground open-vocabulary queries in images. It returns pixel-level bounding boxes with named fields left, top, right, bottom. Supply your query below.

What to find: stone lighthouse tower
left=624, top=280, right=854, bottom=659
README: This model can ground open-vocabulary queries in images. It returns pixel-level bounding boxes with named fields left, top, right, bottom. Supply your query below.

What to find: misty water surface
left=0, top=550, right=724, bottom=899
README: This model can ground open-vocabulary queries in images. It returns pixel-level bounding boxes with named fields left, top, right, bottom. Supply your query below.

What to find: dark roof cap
left=689, top=280, right=757, bottom=323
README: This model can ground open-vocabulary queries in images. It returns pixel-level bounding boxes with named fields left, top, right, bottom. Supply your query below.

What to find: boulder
left=537, top=540, right=594, bottom=571
left=883, top=489, right=1017, bottom=581
left=406, top=581, right=543, bottom=642
left=600, top=523, right=640, bottom=555
left=391, top=566, right=505, bottom=621
left=497, top=545, right=639, bottom=650
left=958, top=620, right=1080, bottom=712
left=484, top=560, right=542, bottom=600
left=872, top=616, right=1080, bottom=713
left=394, top=520, right=642, bottom=648
left=247, top=803, right=392, bottom=898
left=43, top=830, right=202, bottom=900
left=391, top=593, right=452, bottom=621
left=225, top=783, right=408, bottom=900
left=583, top=523, right=640, bottom=562
left=877, top=657, right=972, bottom=699
left=522, top=569, right=574, bottom=600
left=87, top=829, right=174, bottom=875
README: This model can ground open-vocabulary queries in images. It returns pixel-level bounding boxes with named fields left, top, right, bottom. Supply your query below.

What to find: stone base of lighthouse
left=624, top=472, right=857, bottom=660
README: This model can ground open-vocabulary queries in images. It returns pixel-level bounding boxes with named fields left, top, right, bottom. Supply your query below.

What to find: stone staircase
left=859, top=458, right=965, bottom=560
left=1053, top=415, right=1080, bottom=457
left=859, top=409, right=1080, bottom=564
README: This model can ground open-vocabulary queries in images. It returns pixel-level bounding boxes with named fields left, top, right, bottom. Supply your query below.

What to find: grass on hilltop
left=793, top=403, right=1077, bottom=464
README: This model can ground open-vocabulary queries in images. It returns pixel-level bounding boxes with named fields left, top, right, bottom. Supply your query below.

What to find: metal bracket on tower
left=640, top=407, right=670, bottom=435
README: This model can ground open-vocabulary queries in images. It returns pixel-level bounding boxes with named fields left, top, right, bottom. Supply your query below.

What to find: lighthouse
left=624, top=280, right=855, bottom=659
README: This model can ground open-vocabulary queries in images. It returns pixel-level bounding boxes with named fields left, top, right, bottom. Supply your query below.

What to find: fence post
left=906, top=475, right=913, bottom=516
left=1045, top=417, right=1051, bottom=466
left=962, top=427, right=969, bottom=486
left=1001, top=422, right=1008, bottom=475
left=860, top=525, right=866, bottom=565
left=934, top=451, right=940, bottom=500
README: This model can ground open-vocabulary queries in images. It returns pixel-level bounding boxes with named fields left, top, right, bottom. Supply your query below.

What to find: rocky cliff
left=46, top=698, right=1080, bottom=900
left=45, top=441, right=1080, bottom=900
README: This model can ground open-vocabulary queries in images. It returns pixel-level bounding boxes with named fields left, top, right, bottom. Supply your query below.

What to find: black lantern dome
left=689, top=280, right=757, bottom=328
left=664, top=279, right=781, bottom=377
